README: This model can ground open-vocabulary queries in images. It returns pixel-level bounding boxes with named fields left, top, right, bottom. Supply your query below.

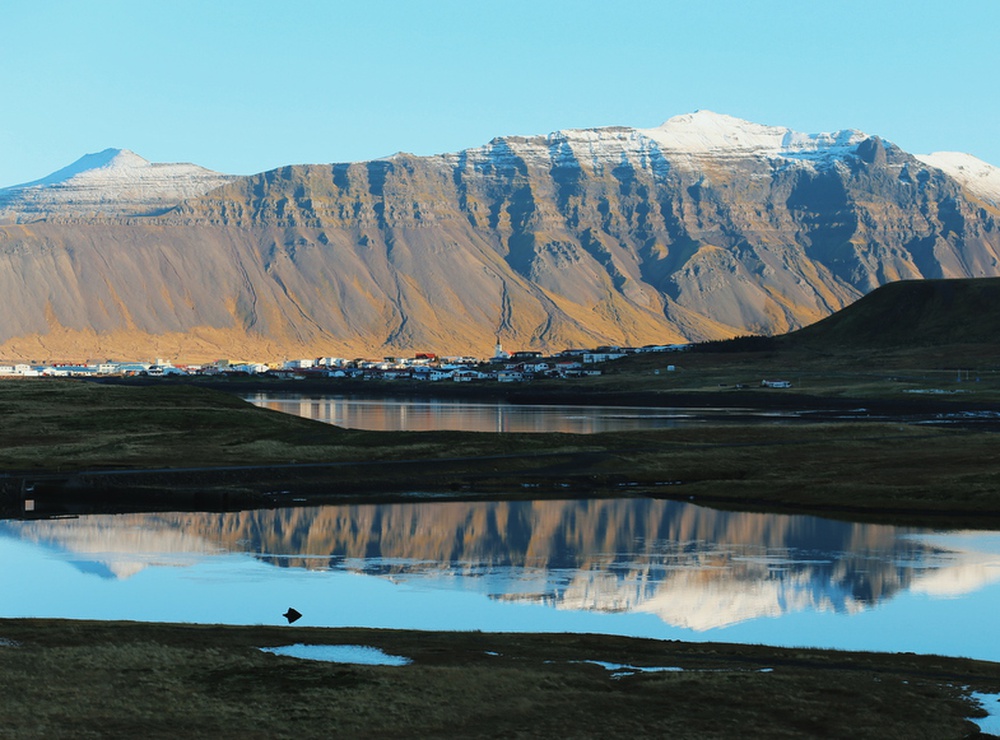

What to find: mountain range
left=1, top=111, right=999, bottom=362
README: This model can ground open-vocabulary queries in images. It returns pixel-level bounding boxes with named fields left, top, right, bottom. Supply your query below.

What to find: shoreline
left=93, top=373, right=1000, bottom=416
left=6, top=454, right=1000, bottom=530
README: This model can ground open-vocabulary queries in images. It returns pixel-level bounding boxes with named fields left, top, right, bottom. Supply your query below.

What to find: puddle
left=572, top=660, right=684, bottom=678
left=969, top=692, right=1000, bottom=735
left=259, top=644, right=411, bottom=666
left=0, top=638, right=19, bottom=647
left=568, top=660, right=775, bottom=679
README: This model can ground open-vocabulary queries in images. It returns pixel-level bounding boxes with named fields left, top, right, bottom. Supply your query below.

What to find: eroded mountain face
left=1, top=112, right=998, bottom=361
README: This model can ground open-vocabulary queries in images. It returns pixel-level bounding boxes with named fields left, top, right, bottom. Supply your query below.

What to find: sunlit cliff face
left=7, top=499, right=999, bottom=630
left=1, top=114, right=998, bottom=361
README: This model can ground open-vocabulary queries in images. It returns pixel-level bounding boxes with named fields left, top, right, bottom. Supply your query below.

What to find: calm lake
left=242, top=393, right=813, bottom=433
left=3, top=498, right=999, bottom=662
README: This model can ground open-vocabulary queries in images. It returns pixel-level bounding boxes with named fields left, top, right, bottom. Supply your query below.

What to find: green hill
left=784, top=277, right=1000, bottom=348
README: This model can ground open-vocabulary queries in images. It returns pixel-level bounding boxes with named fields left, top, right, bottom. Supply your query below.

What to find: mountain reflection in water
left=5, top=498, right=1000, bottom=656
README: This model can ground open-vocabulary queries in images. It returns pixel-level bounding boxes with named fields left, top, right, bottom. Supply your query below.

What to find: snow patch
left=915, top=151, right=1000, bottom=205
left=438, top=110, right=872, bottom=182
left=639, top=110, right=868, bottom=159
left=9, top=148, right=150, bottom=188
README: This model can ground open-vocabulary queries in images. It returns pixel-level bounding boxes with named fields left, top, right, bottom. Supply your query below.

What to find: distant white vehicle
left=761, top=379, right=792, bottom=388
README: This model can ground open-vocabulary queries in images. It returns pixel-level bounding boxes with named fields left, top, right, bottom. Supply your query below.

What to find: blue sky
left=1, top=0, right=997, bottom=187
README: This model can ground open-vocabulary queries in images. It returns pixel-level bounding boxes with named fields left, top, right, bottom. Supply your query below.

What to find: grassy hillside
left=785, top=277, right=1000, bottom=348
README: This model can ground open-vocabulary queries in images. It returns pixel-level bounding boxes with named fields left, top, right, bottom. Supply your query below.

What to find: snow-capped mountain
left=638, top=110, right=869, bottom=158
left=0, top=113, right=998, bottom=361
left=434, top=110, right=871, bottom=179
left=0, top=148, right=233, bottom=221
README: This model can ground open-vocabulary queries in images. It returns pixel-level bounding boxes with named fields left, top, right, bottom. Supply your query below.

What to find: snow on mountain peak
left=0, top=149, right=234, bottom=222
left=915, top=151, right=1000, bottom=205
left=640, top=110, right=869, bottom=158
left=8, top=148, right=152, bottom=189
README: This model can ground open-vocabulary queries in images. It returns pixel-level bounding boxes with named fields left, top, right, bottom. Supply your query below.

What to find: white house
left=231, top=363, right=270, bottom=374
left=583, top=351, right=627, bottom=364
left=496, top=369, right=527, bottom=383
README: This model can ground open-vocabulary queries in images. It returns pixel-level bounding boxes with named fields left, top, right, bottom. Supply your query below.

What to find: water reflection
left=243, top=394, right=804, bottom=433
left=3, top=499, right=1000, bottom=661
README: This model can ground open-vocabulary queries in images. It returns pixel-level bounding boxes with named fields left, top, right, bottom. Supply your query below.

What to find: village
left=0, top=339, right=692, bottom=383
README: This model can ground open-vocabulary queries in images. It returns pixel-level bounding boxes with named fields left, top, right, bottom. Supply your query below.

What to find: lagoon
left=3, top=498, right=999, bottom=661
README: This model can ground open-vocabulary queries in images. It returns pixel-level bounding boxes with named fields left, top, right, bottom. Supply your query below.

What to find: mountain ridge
left=1, top=113, right=999, bottom=362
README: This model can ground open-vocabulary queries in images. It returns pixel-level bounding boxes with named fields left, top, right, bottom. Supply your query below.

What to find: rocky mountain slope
left=1, top=112, right=998, bottom=362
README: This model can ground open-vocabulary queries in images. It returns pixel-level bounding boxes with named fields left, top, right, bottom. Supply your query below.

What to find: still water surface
left=243, top=393, right=807, bottom=433
left=3, top=498, right=999, bottom=661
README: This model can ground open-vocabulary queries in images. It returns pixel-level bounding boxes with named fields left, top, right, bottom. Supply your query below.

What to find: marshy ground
left=3, top=353, right=1000, bottom=737
left=1, top=619, right=998, bottom=739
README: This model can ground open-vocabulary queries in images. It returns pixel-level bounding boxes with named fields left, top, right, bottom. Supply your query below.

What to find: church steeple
left=492, top=335, right=509, bottom=361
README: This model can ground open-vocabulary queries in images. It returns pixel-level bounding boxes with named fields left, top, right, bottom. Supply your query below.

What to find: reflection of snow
left=556, top=567, right=866, bottom=631
left=1, top=518, right=223, bottom=579
left=911, top=559, right=1000, bottom=597
left=903, top=532, right=1000, bottom=597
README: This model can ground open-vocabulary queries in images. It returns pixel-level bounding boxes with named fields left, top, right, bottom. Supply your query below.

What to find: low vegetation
left=1, top=619, right=997, bottom=739
left=3, top=378, right=1000, bottom=528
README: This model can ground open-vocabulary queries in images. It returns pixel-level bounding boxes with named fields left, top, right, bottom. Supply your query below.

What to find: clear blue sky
left=2, top=0, right=997, bottom=187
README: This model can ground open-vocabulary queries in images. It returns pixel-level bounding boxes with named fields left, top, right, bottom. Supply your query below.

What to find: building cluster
left=0, top=341, right=691, bottom=383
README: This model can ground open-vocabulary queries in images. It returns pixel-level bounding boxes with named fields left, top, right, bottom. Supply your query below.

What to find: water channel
left=242, top=392, right=814, bottom=433
left=242, top=392, right=995, bottom=433
left=3, top=498, right=999, bottom=661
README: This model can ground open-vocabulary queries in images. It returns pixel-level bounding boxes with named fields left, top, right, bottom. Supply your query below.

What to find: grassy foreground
left=1, top=619, right=998, bottom=739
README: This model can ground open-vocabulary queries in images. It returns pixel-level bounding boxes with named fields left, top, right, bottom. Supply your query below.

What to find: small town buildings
left=583, top=349, right=627, bottom=364
left=0, top=364, right=38, bottom=377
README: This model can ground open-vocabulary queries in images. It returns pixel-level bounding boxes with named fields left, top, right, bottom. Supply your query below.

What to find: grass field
left=1, top=619, right=997, bottom=739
